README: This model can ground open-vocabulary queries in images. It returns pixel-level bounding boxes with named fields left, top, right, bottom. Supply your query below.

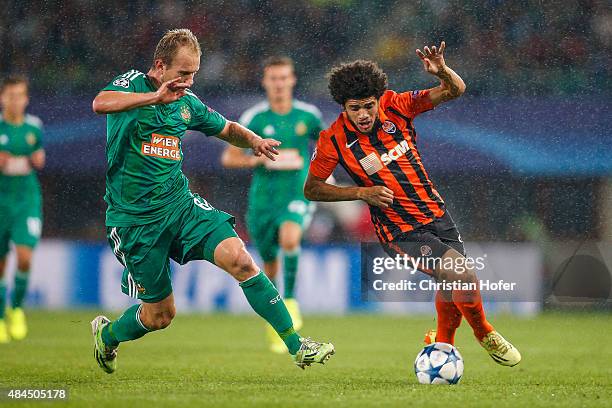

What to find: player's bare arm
left=304, top=173, right=394, bottom=209
left=416, top=41, right=466, bottom=107
left=216, top=121, right=280, bottom=160
left=221, top=145, right=266, bottom=168
left=0, top=152, right=9, bottom=169
left=30, top=149, right=45, bottom=170
left=92, top=77, right=189, bottom=114
left=0, top=150, right=44, bottom=171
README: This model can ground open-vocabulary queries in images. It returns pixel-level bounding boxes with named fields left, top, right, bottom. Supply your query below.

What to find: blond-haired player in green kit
left=90, top=29, right=334, bottom=373
left=0, top=76, right=45, bottom=343
left=222, top=57, right=324, bottom=353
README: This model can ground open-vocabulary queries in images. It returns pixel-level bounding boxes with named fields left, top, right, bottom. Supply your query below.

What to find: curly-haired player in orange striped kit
left=305, top=41, right=521, bottom=367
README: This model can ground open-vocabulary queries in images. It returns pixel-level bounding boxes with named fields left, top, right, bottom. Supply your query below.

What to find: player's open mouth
left=357, top=120, right=372, bottom=131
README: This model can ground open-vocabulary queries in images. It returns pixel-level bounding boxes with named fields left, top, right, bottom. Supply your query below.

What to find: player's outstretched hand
left=358, top=185, right=394, bottom=209
left=416, top=41, right=446, bottom=75
left=155, top=77, right=189, bottom=104
left=252, top=137, right=281, bottom=160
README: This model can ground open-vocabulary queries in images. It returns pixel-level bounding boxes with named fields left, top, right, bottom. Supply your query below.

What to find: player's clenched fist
left=357, top=185, right=394, bottom=209
left=252, top=137, right=281, bottom=160
left=154, top=77, right=189, bottom=104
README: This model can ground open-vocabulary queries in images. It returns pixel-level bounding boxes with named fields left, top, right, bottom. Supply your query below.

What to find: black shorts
left=381, top=211, right=465, bottom=271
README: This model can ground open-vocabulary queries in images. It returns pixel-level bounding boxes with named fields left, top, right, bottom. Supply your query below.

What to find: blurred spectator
left=1, top=0, right=608, bottom=243
left=0, top=0, right=609, bottom=97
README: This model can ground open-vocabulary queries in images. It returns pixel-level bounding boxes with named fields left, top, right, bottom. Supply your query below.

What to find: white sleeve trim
left=238, top=101, right=269, bottom=126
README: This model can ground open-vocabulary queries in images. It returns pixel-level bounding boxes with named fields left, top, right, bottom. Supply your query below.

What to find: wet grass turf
left=0, top=311, right=610, bottom=407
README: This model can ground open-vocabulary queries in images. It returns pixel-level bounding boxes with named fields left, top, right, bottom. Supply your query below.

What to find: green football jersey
left=0, top=114, right=43, bottom=205
left=239, top=100, right=324, bottom=213
left=102, top=69, right=227, bottom=227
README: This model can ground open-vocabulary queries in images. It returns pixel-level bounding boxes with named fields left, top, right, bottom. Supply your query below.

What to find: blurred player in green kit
left=90, top=30, right=334, bottom=373
left=0, top=76, right=45, bottom=343
left=222, top=57, right=324, bottom=353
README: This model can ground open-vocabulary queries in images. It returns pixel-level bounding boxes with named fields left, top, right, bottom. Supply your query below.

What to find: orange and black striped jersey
left=309, top=89, right=445, bottom=242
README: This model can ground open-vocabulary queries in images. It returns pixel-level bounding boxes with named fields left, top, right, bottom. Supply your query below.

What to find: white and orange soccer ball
left=414, top=342, right=464, bottom=385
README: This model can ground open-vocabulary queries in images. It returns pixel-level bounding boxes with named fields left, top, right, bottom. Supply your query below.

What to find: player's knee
left=149, top=318, right=171, bottom=331
left=150, top=309, right=175, bottom=330
left=16, top=258, right=31, bottom=272
left=142, top=304, right=176, bottom=331
left=263, top=262, right=278, bottom=280
left=157, top=311, right=175, bottom=330
left=279, top=223, right=301, bottom=251
left=228, top=249, right=258, bottom=281
left=440, top=266, right=477, bottom=284
left=279, top=236, right=300, bottom=252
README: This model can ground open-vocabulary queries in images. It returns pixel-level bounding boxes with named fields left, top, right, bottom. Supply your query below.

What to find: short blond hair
left=153, top=28, right=201, bottom=66
left=262, top=56, right=294, bottom=71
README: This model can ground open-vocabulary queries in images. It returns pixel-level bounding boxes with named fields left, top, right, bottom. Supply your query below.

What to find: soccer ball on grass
left=414, top=342, right=463, bottom=385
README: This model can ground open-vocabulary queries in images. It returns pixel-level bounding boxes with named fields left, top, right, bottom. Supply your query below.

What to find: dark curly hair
left=327, top=60, right=388, bottom=106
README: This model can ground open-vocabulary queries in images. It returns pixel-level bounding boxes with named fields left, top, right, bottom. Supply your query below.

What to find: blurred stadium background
left=1, top=0, right=611, bottom=315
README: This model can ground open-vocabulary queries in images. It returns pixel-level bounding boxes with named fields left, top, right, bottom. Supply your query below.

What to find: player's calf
left=215, top=236, right=335, bottom=367
left=278, top=221, right=302, bottom=253
left=91, top=298, right=175, bottom=373
left=278, top=222, right=302, bottom=304
left=0, top=263, right=6, bottom=344
left=15, top=245, right=33, bottom=272
left=16, top=259, right=31, bottom=272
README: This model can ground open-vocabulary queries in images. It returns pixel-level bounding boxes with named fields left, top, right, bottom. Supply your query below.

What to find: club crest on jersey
left=0, top=134, right=7, bottom=145
left=295, top=121, right=307, bottom=136
left=382, top=120, right=396, bottom=134
left=26, top=132, right=36, bottom=146
left=180, top=105, right=191, bottom=123
left=112, top=78, right=130, bottom=88
left=141, top=133, right=182, bottom=161
left=136, top=282, right=146, bottom=294
left=263, top=125, right=275, bottom=136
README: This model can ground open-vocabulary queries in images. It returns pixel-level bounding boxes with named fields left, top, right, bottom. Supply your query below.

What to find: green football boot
left=91, top=316, right=118, bottom=374
left=293, top=337, right=335, bottom=370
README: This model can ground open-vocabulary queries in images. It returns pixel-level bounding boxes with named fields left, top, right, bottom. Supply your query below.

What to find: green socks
left=0, top=270, right=32, bottom=313
left=0, top=280, right=6, bottom=319
left=283, top=249, right=300, bottom=299
left=99, top=272, right=304, bottom=355
left=102, top=304, right=150, bottom=348
left=11, top=270, right=29, bottom=309
left=240, top=271, right=301, bottom=354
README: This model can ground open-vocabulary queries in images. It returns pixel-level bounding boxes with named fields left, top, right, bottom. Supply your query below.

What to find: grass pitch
left=0, top=311, right=610, bottom=407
